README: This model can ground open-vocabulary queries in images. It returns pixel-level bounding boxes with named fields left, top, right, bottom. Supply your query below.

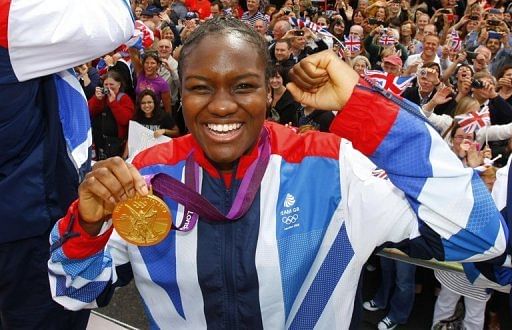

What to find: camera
left=101, top=87, right=110, bottom=95
left=487, top=20, right=500, bottom=26
left=293, top=30, right=305, bottom=36
left=469, top=15, right=480, bottom=20
left=466, top=51, right=477, bottom=61
left=471, top=79, right=484, bottom=89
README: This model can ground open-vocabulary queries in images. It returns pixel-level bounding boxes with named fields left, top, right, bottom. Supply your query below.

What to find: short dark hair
left=178, top=16, right=271, bottom=83
left=275, top=38, right=291, bottom=49
left=270, top=64, right=291, bottom=84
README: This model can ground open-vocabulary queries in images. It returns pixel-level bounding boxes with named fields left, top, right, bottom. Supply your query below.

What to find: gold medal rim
left=112, top=194, right=173, bottom=246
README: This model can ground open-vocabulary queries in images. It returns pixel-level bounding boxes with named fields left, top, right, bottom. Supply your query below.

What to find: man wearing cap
left=381, top=54, right=402, bottom=76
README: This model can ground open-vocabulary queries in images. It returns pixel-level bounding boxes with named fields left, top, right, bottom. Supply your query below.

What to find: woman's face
left=333, top=21, right=345, bottom=35
left=416, top=14, right=428, bottom=30
left=135, top=6, right=143, bottom=19
left=180, top=34, right=268, bottom=171
left=502, top=68, right=512, bottom=80
left=316, top=17, right=328, bottom=28
left=452, top=127, right=475, bottom=155
left=375, top=8, right=386, bottom=21
left=144, top=57, right=159, bottom=77
left=269, top=74, right=284, bottom=89
left=162, top=30, right=175, bottom=41
left=140, top=95, right=155, bottom=117
left=353, top=60, right=367, bottom=75
left=466, top=19, right=479, bottom=32
left=103, top=77, right=121, bottom=95
left=401, top=24, right=412, bottom=37
left=353, top=11, right=364, bottom=24
left=457, top=66, right=473, bottom=80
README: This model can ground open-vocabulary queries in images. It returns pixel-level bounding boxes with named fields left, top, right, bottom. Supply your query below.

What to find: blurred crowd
left=77, top=0, right=512, bottom=329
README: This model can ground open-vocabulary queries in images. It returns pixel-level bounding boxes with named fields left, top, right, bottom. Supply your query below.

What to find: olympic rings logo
left=282, top=214, right=299, bottom=225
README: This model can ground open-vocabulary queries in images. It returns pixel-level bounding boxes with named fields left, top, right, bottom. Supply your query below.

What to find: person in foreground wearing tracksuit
left=48, top=17, right=510, bottom=329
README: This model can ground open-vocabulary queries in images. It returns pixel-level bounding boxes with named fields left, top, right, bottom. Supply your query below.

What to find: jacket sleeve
left=489, top=95, right=512, bottom=125
left=48, top=201, right=133, bottom=311
left=2, top=0, right=134, bottom=83
left=330, top=81, right=508, bottom=262
left=476, top=123, right=512, bottom=145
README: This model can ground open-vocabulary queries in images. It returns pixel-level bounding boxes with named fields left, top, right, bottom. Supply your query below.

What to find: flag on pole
left=454, top=106, right=491, bottom=133
left=365, top=70, right=416, bottom=95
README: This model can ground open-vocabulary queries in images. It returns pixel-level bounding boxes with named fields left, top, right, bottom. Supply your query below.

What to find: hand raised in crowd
left=474, top=80, right=498, bottom=99
left=498, top=77, right=512, bottom=89
left=287, top=50, right=359, bottom=111
left=431, top=86, right=453, bottom=106
left=465, top=142, right=484, bottom=168
left=95, top=86, right=105, bottom=100
left=78, top=157, right=148, bottom=235
left=458, top=74, right=472, bottom=96
left=76, top=64, right=88, bottom=77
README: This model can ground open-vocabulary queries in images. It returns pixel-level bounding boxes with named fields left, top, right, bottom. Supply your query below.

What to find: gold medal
left=112, top=192, right=172, bottom=246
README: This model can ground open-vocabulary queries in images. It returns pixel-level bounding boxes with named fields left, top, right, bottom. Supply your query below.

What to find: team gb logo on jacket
left=281, top=193, right=300, bottom=230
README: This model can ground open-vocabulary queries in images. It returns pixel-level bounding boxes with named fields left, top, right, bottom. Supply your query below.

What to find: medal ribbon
left=150, top=128, right=271, bottom=232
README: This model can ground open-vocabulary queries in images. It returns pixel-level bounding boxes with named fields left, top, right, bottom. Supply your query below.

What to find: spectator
left=254, top=19, right=272, bottom=42
left=269, top=65, right=301, bottom=126
left=351, top=55, right=371, bottom=75
left=130, top=49, right=173, bottom=114
left=381, top=54, right=403, bottom=76
left=497, top=65, right=512, bottom=105
left=75, top=63, right=100, bottom=100
left=364, top=26, right=408, bottom=69
left=273, top=39, right=295, bottom=68
left=156, top=39, right=181, bottom=111
left=133, top=89, right=180, bottom=137
left=89, top=71, right=135, bottom=160
left=404, top=34, right=440, bottom=75
left=403, top=62, right=442, bottom=108
left=241, top=0, right=268, bottom=27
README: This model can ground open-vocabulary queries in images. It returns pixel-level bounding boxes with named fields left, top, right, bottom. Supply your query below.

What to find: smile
left=206, top=123, right=243, bottom=134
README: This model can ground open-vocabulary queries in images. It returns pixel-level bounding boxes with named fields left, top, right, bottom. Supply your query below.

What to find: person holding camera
left=89, top=71, right=135, bottom=160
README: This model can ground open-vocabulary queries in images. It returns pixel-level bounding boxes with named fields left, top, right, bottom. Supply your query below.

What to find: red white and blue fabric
left=0, top=0, right=133, bottom=242
left=378, top=34, right=396, bottom=47
left=134, top=20, right=154, bottom=49
left=49, top=84, right=509, bottom=329
left=448, top=29, right=462, bottom=52
left=344, top=35, right=361, bottom=53
left=455, top=107, right=491, bottom=133
left=364, top=70, right=416, bottom=95
left=372, top=168, right=389, bottom=180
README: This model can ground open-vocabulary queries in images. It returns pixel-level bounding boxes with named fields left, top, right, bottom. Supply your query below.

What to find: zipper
left=222, top=186, right=238, bottom=329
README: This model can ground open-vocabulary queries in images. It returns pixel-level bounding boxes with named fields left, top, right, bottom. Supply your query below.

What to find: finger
left=80, top=175, right=117, bottom=206
left=92, top=166, right=127, bottom=202
left=107, top=157, right=140, bottom=198
left=127, top=163, right=149, bottom=196
left=286, top=82, right=308, bottom=104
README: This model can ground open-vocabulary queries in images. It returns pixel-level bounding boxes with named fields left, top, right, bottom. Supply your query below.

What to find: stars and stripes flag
left=344, top=35, right=361, bottom=52
left=364, top=70, right=416, bottom=95
left=454, top=106, right=491, bottom=133
left=378, top=34, right=396, bottom=47
left=448, top=29, right=462, bottom=52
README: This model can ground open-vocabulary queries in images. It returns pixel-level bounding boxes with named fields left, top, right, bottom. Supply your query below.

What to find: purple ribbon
left=150, top=128, right=271, bottom=232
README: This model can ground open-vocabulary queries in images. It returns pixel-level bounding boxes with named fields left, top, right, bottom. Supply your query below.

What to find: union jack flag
left=378, top=34, right=396, bottom=47
left=364, top=70, right=416, bottom=95
left=134, top=20, right=155, bottom=49
left=448, top=29, right=462, bottom=52
left=454, top=106, right=491, bottom=133
left=372, top=168, right=389, bottom=180
left=344, top=35, right=361, bottom=53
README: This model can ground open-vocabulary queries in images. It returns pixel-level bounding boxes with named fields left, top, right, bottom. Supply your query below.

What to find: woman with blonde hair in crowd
left=423, top=93, right=512, bottom=148
left=351, top=55, right=371, bottom=76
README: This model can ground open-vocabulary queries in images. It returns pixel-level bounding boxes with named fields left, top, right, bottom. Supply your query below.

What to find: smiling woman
left=49, top=16, right=509, bottom=330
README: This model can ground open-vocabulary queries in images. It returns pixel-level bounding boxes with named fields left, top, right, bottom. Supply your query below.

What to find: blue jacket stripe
left=289, top=223, right=354, bottom=329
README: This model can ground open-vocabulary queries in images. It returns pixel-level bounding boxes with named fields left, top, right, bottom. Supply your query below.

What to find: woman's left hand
left=287, top=50, right=359, bottom=111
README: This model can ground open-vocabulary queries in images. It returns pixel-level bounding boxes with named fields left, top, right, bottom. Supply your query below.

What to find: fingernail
left=141, top=185, right=149, bottom=195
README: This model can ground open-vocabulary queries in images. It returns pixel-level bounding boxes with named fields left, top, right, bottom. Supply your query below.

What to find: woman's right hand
left=95, top=87, right=105, bottom=100
left=78, top=157, right=149, bottom=235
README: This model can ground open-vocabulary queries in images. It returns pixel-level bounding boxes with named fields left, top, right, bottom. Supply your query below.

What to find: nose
left=207, top=88, right=238, bottom=117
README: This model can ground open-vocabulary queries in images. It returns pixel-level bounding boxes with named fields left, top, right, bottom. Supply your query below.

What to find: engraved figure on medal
left=112, top=194, right=172, bottom=246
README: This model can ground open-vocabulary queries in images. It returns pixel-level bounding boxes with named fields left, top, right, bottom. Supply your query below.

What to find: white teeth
left=207, top=123, right=242, bottom=133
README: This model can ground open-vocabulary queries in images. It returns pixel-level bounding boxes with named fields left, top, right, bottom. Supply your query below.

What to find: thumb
left=286, top=82, right=307, bottom=104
